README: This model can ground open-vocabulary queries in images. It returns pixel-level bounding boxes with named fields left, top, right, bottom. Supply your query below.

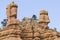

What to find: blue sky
left=0, top=0, right=60, bottom=32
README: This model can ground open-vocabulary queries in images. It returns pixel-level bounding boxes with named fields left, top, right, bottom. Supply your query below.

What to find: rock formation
left=0, top=1, right=60, bottom=40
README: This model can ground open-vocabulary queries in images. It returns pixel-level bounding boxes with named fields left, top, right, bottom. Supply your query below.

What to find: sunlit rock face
left=0, top=1, right=60, bottom=40
left=54, top=38, right=60, bottom=40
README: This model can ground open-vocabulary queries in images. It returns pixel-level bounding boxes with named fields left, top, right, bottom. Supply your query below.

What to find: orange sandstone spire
left=6, top=1, right=20, bottom=26
left=6, top=1, right=18, bottom=18
left=39, top=10, right=50, bottom=29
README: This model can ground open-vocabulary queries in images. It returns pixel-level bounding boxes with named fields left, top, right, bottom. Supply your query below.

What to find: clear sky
left=0, top=0, right=60, bottom=32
